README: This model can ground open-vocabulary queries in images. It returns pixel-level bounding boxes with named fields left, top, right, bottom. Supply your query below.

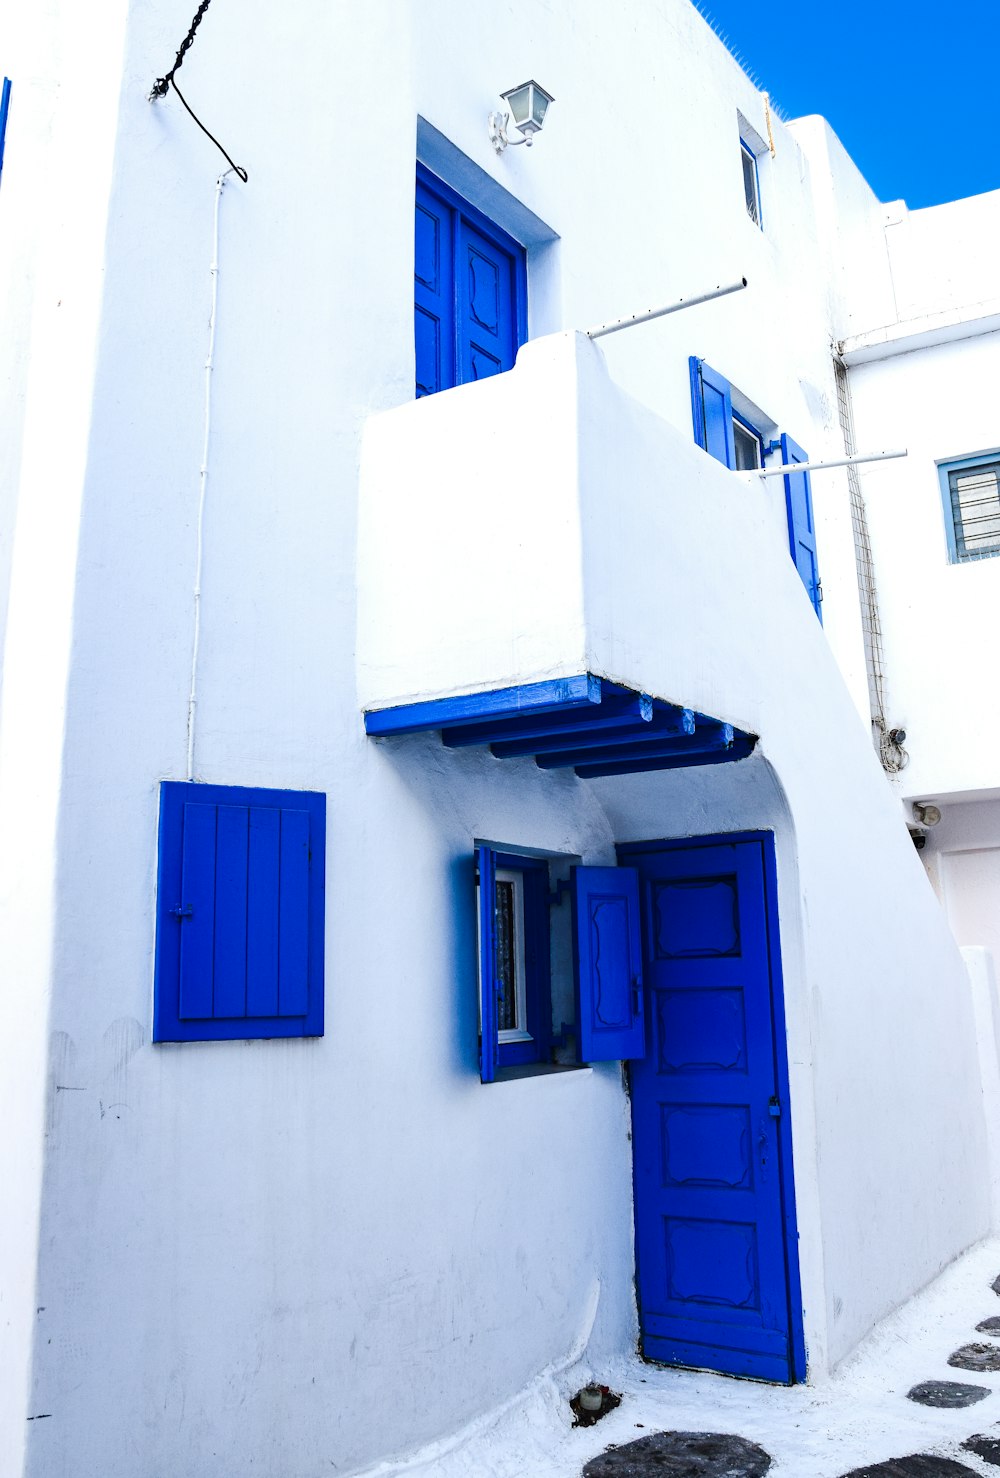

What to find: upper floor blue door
left=414, top=165, right=526, bottom=398
left=620, top=834, right=805, bottom=1384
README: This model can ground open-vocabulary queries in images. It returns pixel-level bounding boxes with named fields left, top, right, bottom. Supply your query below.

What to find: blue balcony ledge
left=364, top=674, right=755, bottom=779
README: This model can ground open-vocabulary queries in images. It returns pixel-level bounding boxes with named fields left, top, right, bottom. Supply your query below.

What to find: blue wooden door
left=623, top=835, right=804, bottom=1383
left=414, top=166, right=525, bottom=398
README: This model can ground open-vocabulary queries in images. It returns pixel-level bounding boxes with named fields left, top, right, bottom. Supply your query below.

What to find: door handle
left=631, top=975, right=643, bottom=1015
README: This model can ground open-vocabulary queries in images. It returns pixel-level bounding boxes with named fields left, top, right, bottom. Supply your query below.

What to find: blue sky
left=696, top=1, right=999, bottom=209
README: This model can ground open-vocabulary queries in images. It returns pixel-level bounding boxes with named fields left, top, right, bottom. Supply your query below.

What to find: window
left=733, top=412, right=764, bottom=471
left=476, top=849, right=645, bottom=1082
left=414, top=164, right=527, bottom=398
left=741, top=138, right=761, bottom=227
left=154, top=782, right=326, bottom=1042
left=689, top=358, right=822, bottom=621
left=939, top=454, right=1000, bottom=563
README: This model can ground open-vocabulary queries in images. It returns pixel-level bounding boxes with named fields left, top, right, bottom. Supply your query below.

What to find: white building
left=1, top=2, right=998, bottom=1475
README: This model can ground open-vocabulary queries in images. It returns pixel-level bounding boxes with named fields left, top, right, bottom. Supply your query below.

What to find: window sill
left=491, top=1062, right=593, bottom=1085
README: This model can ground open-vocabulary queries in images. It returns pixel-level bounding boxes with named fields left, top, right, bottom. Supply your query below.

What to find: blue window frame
left=476, top=847, right=645, bottom=1082
left=154, top=782, right=326, bottom=1043
left=477, top=848, right=551, bottom=1078
left=938, top=453, right=1000, bottom=564
left=414, top=164, right=527, bottom=398
left=689, top=358, right=822, bottom=620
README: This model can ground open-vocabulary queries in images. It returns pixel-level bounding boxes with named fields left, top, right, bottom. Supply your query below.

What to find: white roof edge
left=838, top=300, right=1000, bottom=365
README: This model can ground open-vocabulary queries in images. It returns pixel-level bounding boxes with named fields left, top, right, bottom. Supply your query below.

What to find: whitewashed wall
left=0, top=4, right=131, bottom=1473
left=1, top=1, right=993, bottom=1475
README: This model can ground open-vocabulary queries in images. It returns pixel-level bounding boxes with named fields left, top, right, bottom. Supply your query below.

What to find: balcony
left=357, top=331, right=826, bottom=776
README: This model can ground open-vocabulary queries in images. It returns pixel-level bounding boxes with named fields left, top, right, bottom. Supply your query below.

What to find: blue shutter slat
left=246, top=806, right=280, bottom=1017
left=477, top=845, right=499, bottom=1083
left=277, top=809, right=310, bottom=1016
left=178, top=803, right=217, bottom=1020
left=213, top=805, right=250, bottom=1018
left=572, top=866, right=646, bottom=1061
left=781, top=432, right=823, bottom=622
left=689, top=357, right=736, bottom=468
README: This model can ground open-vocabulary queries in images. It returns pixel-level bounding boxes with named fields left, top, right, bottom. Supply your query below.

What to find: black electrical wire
left=149, top=0, right=248, bottom=182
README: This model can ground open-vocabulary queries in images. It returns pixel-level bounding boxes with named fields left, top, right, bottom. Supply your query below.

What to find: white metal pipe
left=752, top=448, right=908, bottom=478
left=186, top=169, right=235, bottom=782
left=585, top=278, right=748, bottom=339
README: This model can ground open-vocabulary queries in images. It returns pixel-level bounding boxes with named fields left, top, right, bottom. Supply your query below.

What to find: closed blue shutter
left=572, top=866, right=645, bottom=1061
left=781, top=432, right=822, bottom=621
left=155, top=783, right=325, bottom=1042
left=476, top=845, right=499, bottom=1083
left=689, top=357, right=736, bottom=469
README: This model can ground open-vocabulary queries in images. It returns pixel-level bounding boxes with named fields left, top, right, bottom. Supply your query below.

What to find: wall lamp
left=912, top=801, right=942, bottom=828
left=488, top=80, right=554, bottom=154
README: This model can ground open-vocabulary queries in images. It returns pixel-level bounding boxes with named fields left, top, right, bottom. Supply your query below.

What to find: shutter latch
left=170, top=903, right=194, bottom=919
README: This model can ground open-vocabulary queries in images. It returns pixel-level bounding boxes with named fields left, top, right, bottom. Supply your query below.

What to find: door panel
left=415, top=166, right=524, bottom=398
left=458, top=218, right=518, bottom=387
left=626, top=837, right=802, bottom=1383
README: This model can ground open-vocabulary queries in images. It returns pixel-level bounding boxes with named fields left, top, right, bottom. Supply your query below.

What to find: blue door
left=621, top=834, right=805, bottom=1384
left=414, top=165, right=526, bottom=398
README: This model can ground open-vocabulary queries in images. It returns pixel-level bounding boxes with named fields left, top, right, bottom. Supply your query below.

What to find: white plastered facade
left=0, top=3, right=997, bottom=1476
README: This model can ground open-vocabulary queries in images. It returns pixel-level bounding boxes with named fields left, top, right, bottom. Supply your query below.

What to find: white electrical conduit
left=186, top=168, right=235, bottom=781
left=752, top=448, right=907, bottom=478
left=585, top=277, right=747, bottom=338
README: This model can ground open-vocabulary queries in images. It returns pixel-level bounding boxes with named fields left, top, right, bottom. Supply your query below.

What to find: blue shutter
left=689, top=357, right=736, bottom=469
left=0, top=79, right=11, bottom=183
left=477, top=845, right=499, bottom=1083
left=781, top=432, right=822, bottom=621
left=572, top=866, right=645, bottom=1061
left=154, top=783, right=325, bottom=1042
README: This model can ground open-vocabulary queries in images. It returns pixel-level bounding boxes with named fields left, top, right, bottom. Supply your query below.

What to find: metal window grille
left=949, top=461, right=1000, bottom=562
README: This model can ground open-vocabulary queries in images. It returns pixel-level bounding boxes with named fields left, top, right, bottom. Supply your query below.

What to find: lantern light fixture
left=488, top=80, right=555, bottom=154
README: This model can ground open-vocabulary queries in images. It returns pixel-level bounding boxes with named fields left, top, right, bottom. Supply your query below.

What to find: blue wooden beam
left=489, top=706, right=694, bottom=758
left=443, top=692, right=656, bottom=749
left=365, top=674, right=601, bottom=737
left=534, top=723, right=734, bottom=771
left=575, top=736, right=756, bottom=779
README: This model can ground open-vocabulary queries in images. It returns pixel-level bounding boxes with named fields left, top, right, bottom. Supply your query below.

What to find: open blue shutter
left=572, top=866, right=645, bottom=1061
left=689, top=357, right=736, bottom=469
left=155, top=783, right=324, bottom=1042
left=477, top=845, right=499, bottom=1082
left=781, top=432, right=822, bottom=621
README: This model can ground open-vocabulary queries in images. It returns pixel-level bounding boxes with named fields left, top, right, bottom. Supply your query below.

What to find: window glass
left=733, top=419, right=762, bottom=471
left=741, top=142, right=760, bottom=226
